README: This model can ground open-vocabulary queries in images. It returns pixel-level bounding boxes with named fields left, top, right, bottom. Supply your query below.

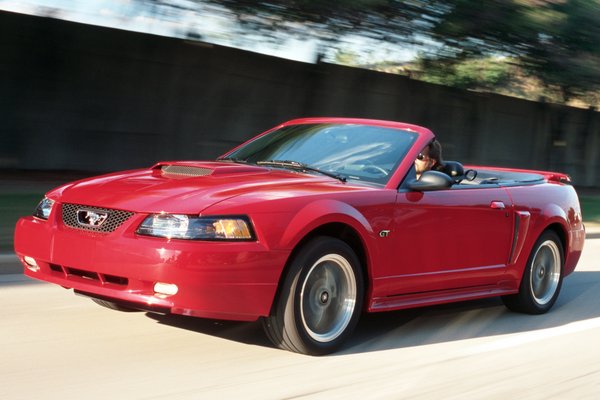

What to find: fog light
left=154, top=282, right=178, bottom=296
left=23, top=256, right=40, bottom=272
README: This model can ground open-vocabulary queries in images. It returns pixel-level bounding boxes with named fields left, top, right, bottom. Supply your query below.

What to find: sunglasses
left=417, top=153, right=428, bottom=161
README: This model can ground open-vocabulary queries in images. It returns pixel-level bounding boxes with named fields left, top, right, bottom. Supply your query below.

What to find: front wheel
left=502, top=230, right=564, bottom=314
left=92, top=298, right=140, bottom=312
left=263, top=236, right=364, bottom=355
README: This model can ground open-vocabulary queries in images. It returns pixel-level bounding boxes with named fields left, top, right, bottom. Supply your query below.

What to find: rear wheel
left=502, top=230, right=564, bottom=314
left=263, top=236, right=364, bottom=355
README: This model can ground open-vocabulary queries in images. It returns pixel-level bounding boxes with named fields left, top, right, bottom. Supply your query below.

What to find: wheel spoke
left=301, top=254, right=357, bottom=343
left=529, top=240, right=561, bottom=305
left=264, top=238, right=362, bottom=354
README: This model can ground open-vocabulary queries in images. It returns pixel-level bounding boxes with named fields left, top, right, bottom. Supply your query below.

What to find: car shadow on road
left=146, top=313, right=272, bottom=348
left=146, top=270, right=600, bottom=355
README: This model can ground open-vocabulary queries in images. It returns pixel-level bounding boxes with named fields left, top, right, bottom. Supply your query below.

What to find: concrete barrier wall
left=1, top=11, right=598, bottom=186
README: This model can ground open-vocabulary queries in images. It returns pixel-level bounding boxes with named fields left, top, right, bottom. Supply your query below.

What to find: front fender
left=279, top=199, right=375, bottom=250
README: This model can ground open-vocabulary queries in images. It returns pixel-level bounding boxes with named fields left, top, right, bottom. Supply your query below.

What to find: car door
left=381, top=184, right=514, bottom=295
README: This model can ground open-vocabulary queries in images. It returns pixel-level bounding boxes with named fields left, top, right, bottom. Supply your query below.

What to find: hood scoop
left=160, top=165, right=213, bottom=177
left=152, top=161, right=269, bottom=178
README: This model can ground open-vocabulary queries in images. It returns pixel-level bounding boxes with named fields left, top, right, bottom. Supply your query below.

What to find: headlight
left=33, top=197, right=55, bottom=220
left=136, top=214, right=254, bottom=241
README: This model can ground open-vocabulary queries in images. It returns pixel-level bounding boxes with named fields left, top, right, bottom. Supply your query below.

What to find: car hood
left=52, top=161, right=353, bottom=214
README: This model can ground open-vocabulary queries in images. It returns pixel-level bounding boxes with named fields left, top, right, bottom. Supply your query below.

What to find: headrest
left=440, top=161, right=464, bottom=178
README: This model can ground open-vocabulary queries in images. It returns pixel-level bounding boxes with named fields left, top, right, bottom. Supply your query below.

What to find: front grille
left=161, top=165, right=213, bottom=177
left=62, top=203, right=134, bottom=233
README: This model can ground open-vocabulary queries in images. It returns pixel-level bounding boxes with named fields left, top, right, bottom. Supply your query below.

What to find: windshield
left=223, top=123, right=418, bottom=185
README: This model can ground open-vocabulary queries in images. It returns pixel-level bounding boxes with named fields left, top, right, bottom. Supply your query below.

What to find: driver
left=415, top=140, right=444, bottom=179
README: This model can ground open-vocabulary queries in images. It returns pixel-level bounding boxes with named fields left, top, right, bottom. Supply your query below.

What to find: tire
left=263, top=236, right=364, bottom=355
left=92, top=298, right=140, bottom=312
left=502, top=230, right=564, bottom=314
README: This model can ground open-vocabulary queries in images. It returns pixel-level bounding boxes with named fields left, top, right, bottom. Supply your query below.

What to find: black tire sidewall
left=285, top=236, right=364, bottom=355
left=521, top=230, right=564, bottom=314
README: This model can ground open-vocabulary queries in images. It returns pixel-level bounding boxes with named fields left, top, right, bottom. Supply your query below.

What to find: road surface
left=1, top=237, right=599, bottom=399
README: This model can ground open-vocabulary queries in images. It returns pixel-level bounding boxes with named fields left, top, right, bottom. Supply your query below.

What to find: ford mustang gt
left=14, top=118, right=585, bottom=355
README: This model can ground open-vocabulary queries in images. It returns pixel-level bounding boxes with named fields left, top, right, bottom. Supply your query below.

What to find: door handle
left=490, top=201, right=506, bottom=209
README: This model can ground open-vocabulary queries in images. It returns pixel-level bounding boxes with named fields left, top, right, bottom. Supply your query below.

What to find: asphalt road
left=2, top=237, right=599, bottom=400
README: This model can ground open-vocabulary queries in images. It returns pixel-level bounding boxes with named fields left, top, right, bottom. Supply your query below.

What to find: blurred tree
left=536, top=0, right=600, bottom=101
left=135, top=0, right=600, bottom=104
left=200, top=0, right=440, bottom=39
left=135, top=0, right=445, bottom=51
left=431, top=0, right=600, bottom=101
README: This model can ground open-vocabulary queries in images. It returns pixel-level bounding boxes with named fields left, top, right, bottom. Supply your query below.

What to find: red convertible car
left=14, top=118, right=585, bottom=355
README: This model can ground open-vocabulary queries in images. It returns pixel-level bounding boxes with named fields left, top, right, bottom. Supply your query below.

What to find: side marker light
left=154, top=282, right=178, bottom=296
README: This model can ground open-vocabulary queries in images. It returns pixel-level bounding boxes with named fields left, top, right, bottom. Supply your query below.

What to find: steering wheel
left=324, top=160, right=345, bottom=171
left=360, top=161, right=389, bottom=176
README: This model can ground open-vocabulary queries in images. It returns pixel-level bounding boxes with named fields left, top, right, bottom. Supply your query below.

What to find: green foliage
left=580, top=196, right=600, bottom=223
left=334, top=49, right=361, bottom=66
left=534, top=0, right=600, bottom=99
left=416, top=57, right=513, bottom=91
left=430, top=0, right=600, bottom=101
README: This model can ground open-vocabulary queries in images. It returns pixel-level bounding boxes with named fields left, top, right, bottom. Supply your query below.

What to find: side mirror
left=408, top=170, right=453, bottom=191
left=464, top=169, right=478, bottom=181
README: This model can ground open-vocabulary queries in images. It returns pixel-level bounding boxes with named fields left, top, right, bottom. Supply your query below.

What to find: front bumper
left=14, top=213, right=287, bottom=321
